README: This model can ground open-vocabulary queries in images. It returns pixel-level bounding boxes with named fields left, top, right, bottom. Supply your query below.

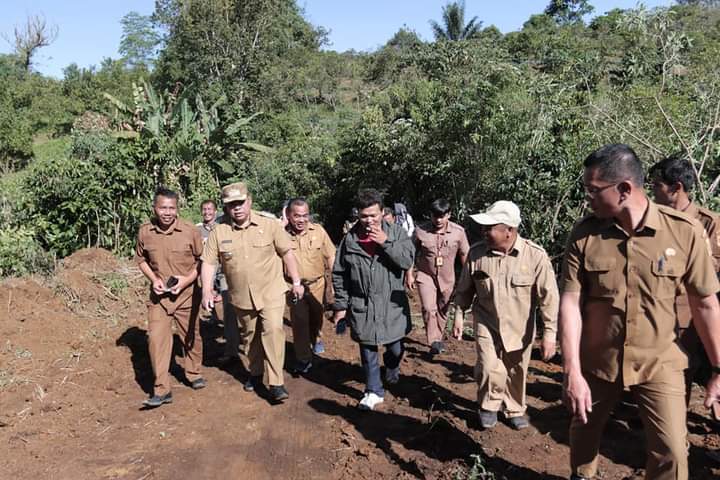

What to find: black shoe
left=429, top=341, right=446, bottom=355
left=269, top=385, right=289, bottom=402
left=244, top=375, right=262, bottom=392
left=217, top=354, right=238, bottom=366
left=190, top=378, right=207, bottom=390
left=142, top=392, right=173, bottom=408
left=292, top=360, right=312, bottom=374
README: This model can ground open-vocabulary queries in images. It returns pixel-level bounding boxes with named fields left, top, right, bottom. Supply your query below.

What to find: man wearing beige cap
left=455, top=200, right=559, bottom=430
left=200, top=182, right=304, bottom=403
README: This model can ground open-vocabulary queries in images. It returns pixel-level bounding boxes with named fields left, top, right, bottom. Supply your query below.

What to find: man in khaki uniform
left=455, top=200, right=558, bottom=430
left=560, top=144, right=720, bottom=480
left=650, top=156, right=720, bottom=405
left=284, top=198, right=336, bottom=373
left=200, top=182, right=304, bottom=403
left=406, top=198, right=469, bottom=354
left=135, top=187, right=205, bottom=408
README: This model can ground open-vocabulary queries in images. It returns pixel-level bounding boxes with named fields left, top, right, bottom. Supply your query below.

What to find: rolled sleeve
left=134, top=230, right=148, bottom=266
left=201, top=228, right=220, bottom=266
left=273, top=221, right=293, bottom=256
left=560, top=231, right=583, bottom=294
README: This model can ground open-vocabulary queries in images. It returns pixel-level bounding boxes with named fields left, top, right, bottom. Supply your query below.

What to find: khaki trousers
left=416, top=271, right=453, bottom=345
left=236, top=303, right=286, bottom=386
left=289, top=280, right=325, bottom=362
left=147, top=302, right=203, bottom=396
left=474, top=321, right=532, bottom=417
left=570, top=369, right=687, bottom=480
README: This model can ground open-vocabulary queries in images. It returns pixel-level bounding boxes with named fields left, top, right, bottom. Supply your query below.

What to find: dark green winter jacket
left=332, top=221, right=415, bottom=345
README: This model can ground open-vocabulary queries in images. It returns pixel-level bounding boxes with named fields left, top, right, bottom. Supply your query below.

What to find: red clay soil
left=1, top=247, right=718, bottom=479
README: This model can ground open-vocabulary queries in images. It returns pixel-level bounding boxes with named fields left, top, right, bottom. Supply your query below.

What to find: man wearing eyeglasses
left=560, top=144, right=720, bottom=480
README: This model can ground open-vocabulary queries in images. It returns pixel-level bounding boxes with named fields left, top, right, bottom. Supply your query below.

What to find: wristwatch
left=292, top=280, right=302, bottom=287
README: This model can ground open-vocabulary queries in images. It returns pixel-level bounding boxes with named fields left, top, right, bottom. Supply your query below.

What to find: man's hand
left=405, top=270, right=416, bottom=291
left=202, top=290, right=216, bottom=311
left=212, top=290, right=222, bottom=303
left=541, top=337, right=557, bottom=362
left=333, top=309, right=346, bottom=325
left=152, top=278, right=166, bottom=296
left=291, top=283, right=305, bottom=302
left=368, top=224, right=388, bottom=245
left=452, top=306, right=464, bottom=340
left=705, top=374, right=720, bottom=409
left=563, top=371, right=593, bottom=424
left=169, top=274, right=194, bottom=295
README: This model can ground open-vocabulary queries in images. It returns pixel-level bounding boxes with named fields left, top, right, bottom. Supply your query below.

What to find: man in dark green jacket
left=333, top=189, right=415, bottom=410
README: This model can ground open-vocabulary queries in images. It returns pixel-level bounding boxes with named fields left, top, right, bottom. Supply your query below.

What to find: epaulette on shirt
left=524, top=238, right=548, bottom=253
left=656, top=204, right=696, bottom=226
left=697, top=205, right=720, bottom=223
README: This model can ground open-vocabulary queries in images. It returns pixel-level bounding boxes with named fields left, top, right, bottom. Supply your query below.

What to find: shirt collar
left=489, top=235, right=523, bottom=257
left=286, top=223, right=316, bottom=236
left=150, top=218, right=181, bottom=234
left=232, top=212, right=260, bottom=230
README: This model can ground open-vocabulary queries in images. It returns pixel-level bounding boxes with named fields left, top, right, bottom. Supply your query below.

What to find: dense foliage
left=2, top=1, right=720, bottom=276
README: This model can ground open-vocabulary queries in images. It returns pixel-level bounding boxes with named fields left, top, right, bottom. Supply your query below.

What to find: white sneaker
left=358, top=392, right=384, bottom=411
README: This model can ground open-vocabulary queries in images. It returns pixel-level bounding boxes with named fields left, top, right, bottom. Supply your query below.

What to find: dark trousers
left=359, top=339, right=403, bottom=397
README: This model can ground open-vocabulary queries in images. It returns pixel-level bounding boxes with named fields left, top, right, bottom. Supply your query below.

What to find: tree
left=675, top=0, right=720, bottom=6
left=429, top=1, right=482, bottom=41
left=544, top=0, right=595, bottom=25
left=119, top=12, right=161, bottom=68
left=2, top=14, right=58, bottom=72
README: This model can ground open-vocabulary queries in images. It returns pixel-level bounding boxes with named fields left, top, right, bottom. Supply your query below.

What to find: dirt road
left=1, top=248, right=718, bottom=479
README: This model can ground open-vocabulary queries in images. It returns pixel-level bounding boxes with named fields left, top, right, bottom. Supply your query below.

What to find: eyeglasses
left=582, top=182, right=619, bottom=198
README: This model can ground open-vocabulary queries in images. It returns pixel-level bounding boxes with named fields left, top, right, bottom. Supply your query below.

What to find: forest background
left=1, top=0, right=720, bottom=276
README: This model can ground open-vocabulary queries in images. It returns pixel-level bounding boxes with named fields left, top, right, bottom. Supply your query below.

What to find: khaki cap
left=470, top=200, right=521, bottom=228
left=222, top=182, right=249, bottom=204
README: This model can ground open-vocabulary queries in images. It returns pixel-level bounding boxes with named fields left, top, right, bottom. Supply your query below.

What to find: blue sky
left=0, top=0, right=672, bottom=78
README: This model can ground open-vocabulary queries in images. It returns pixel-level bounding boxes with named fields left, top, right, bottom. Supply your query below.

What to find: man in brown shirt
left=284, top=198, right=336, bottom=373
left=406, top=199, right=470, bottom=354
left=560, top=144, right=720, bottom=480
left=455, top=200, right=558, bottom=430
left=650, top=155, right=720, bottom=405
left=135, top=188, right=205, bottom=408
left=200, top=182, right=304, bottom=403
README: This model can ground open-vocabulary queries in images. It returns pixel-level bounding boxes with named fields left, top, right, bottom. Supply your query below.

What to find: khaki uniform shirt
left=135, top=218, right=203, bottom=312
left=201, top=211, right=292, bottom=310
left=286, top=223, right=336, bottom=282
left=675, top=201, right=720, bottom=327
left=560, top=201, right=720, bottom=386
left=456, top=236, right=559, bottom=352
left=413, top=221, right=470, bottom=291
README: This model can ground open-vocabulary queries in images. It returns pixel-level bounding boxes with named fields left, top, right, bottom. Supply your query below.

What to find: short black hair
left=200, top=199, right=217, bottom=209
left=649, top=155, right=695, bottom=192
left=287, top=197, right=309, bottom=210
left=354, top=188, right=384, bottom=210
left=429, top=198, right=451, bottom=216
left=154, top=187, right=178, bottom=204
left=583, top=144, right=644, bottom=187
left=383, top=207, right=395, bottom=217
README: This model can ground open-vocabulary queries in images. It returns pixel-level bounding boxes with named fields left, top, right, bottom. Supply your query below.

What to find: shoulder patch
left=449, top=221, right=466, bottom=232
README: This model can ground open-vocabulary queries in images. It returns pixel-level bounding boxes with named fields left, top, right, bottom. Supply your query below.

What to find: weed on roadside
left=453, top=453, right=497, bottom=480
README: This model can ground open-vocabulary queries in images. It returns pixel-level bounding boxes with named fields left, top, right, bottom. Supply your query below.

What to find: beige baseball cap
left=221, top=182, right=249, bottom=204
left=470, top=201, right=521, bottom=228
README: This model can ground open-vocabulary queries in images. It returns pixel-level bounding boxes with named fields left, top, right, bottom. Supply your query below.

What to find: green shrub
left=0, top=226, right=54, bottom=277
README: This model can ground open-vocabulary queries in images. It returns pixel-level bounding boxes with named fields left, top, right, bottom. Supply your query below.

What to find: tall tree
left=429, top=1, right=482, bottom=41
left=544, top=0, right=595, bottom=25
left=675, top=0, right=720, bottom=6
left=2, top=13, right=58, bottom=72
left=119, top=12, right=161, bottom=69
